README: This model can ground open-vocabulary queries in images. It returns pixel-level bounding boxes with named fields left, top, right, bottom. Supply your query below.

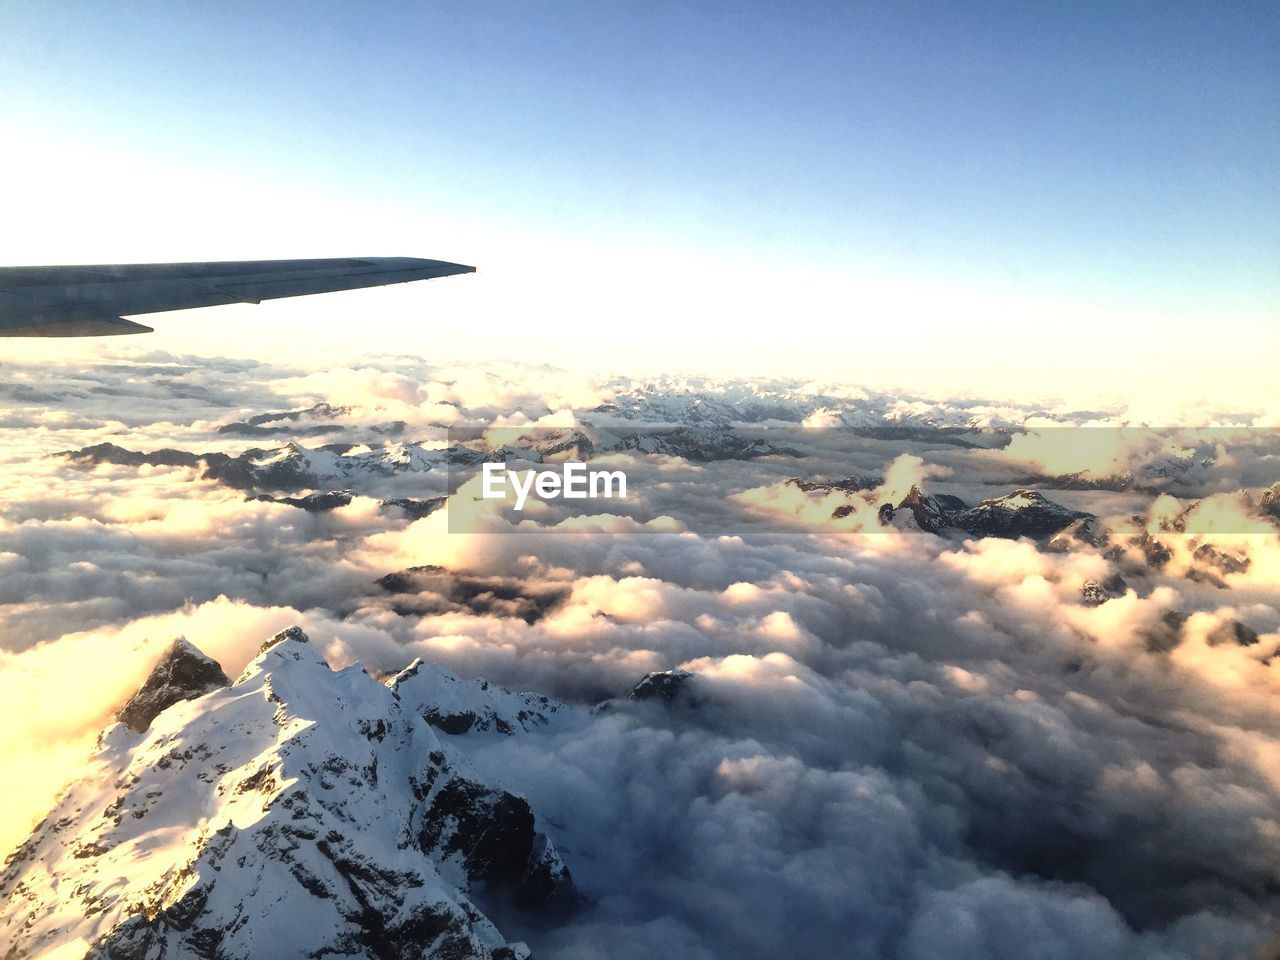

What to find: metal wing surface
left=0, top=257, right=475, bottom=336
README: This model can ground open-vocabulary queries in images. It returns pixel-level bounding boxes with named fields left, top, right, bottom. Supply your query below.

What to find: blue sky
left=1, top=2, right=1276, bottom=402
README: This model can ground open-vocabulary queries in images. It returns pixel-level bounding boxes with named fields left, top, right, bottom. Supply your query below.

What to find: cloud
left=0, top=353, right=1277, bottom=957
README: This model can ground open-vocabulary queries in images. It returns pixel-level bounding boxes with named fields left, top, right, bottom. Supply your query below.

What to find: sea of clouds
left=0, top=350, right=1277, bottom=959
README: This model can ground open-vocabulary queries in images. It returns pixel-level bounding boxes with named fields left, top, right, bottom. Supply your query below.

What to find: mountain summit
left=115, top=637, right=230, bottom=733
left=0, top=628, right=574, bottom=959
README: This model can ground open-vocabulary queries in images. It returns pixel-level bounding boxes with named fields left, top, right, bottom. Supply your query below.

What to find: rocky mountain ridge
left=873, top=486, right=1094, bottom=540
left=0, top=628, right=577, bottom=960
left=57, top=422, right=800, bottom=499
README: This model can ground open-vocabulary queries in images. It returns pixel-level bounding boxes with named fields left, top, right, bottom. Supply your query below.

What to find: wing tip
left=0, top=316, right=154, bottom=338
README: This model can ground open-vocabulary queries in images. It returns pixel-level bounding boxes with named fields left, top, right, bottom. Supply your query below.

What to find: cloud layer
left=0, top=352, right=1277, bottom=958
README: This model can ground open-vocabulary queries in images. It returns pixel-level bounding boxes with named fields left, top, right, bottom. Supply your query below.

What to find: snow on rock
left=611, top=426, right=794, bottom=461
left=390, top=660, right=574, bottom=736
left=950, top=489, right=1092, bottom=540
left=59, top=440, right=475, bottom=494
left=877, top=486, right=1093, bottom=541
left=879, top=486, right=968, bottom=534
left=0, top=627, right=574, bottom=960
left=1080, top=574, right=1128, bottom=606
left=787, top=474, right=884, bottom=495
left=1046, top=516, right=1107, bottom=552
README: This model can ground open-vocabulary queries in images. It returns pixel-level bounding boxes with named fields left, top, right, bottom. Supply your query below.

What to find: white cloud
left=0, top=354, right=1277, bottom=957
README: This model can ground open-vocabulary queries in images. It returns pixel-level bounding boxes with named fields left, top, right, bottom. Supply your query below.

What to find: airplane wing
left=0, top=257, right=475, bottom=337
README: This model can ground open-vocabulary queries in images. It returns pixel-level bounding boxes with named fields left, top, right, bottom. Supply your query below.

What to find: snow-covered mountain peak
left=1, top=631, right=575, bottom=960
left=875, top=485, right=1092, bottom=540
left=234, top=623, right=330, bottom=685
left=952, top=488, right=1090, bottom=539
left=984, top=488, right=1050, bottom=509
left=257, top=622, right=310, bottom=654
left=874, top=485, right=968, bottom=533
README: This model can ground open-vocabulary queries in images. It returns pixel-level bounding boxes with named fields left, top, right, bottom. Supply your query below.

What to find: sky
left=0, top=1, right=1276, bottom=405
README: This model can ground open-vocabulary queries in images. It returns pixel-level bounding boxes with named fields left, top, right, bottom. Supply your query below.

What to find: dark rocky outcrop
left=1193, top=543, right=1251, bottom=576
left=1081, top=574, right=1129, bottom=606
left=1257, top=482, right=1279, bottom=522
left=788, top=473, right=883, bottom=495
left=376, top=566, right=569, bottom=624
left=115, top=639, right=230, bottom=733
left=418, top=777, right=576, bottom=911
left=380, top=496, right=447, bottom=520
left=217, top=402, right=352, bottom=437
left=1046, top=516, right=1107, bottom=552
left=258, top=624, right=309, bottom=655
left=60, top=442, right=201, bottom=469
left=629, top=670, right=696, bottom=704
left=249, top=490, right=354, bottom=512
left=1206, top=620, right=1260, bottom=648
left=1125, top=532, right=1173, bottom=569
left=1142, top=610, right=1188, bottom=654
